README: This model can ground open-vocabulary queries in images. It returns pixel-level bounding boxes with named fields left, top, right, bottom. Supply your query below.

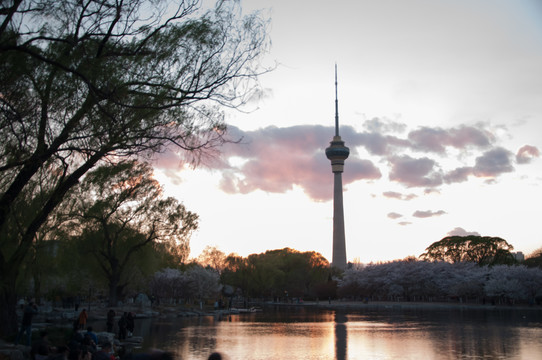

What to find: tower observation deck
left=325, top=65, right=349, bottom=271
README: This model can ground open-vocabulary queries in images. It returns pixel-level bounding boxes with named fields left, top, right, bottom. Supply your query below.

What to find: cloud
left=516, top=145, right=540, bottom=164
left=424, top=188, right=441, bottom=195
left=383, top=191, right=403, bottom=199
left=388, top=155, right=443, bottom=188
left=216, top=125, right=381, bottom=201
left=387, top=212, right=403, bottom=219
left=350, top=131, right=410, bottom=156
left=246, top=87, right=274, bottom=105
left=363, top=117, right=407, bottom=134
left=472, top=147, right=514, bottom=177
left=444, top=147, right=520, bottom=183
left=446, top=227, right=481, bottom=237
left=408, top=125, right=493, bottom=153
left=398, top=221, right=412, bottom=226
left=151, top=147, right=185, bottom=170
left=446, top=227, right=480, bottom=236
left=153, top=120, right=536, bottom=201
left=443, top=166, right=472, bottom=184
left=382, top=191, right=418, bottom=200
left=412, top=210, right=447, bottom=218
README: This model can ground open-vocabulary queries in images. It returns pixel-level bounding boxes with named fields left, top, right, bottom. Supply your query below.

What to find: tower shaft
left=325, top=65, right=349, bottom=271
left=332, top=172, right=347, bottom=269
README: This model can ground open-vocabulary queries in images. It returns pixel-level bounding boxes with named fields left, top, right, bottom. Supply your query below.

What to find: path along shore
left=287, top=299, right=542, bottom=312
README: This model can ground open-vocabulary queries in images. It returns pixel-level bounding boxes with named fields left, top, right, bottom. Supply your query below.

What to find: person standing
left=106, top=309, right=116, bottom=333
left=118, top=313, right=127, bottom=341
left=15, top=300, right=38, bottom=346
left=78, top=309, right=88, bottom=330
left=126, top=312, right=135, bottom=337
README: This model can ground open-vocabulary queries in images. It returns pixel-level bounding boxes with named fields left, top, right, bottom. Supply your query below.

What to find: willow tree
left=0, top=0, right=269, bottom=337
left=65, top=160, right=197, bottom=306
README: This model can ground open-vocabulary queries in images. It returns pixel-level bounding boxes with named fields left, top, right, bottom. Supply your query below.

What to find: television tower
left=325, top=65, right=350, bottom=271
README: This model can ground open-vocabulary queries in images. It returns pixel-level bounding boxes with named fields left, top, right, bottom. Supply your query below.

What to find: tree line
left=146, top=248, right=335, bottom=308
left=337, top=236, right=542, bottom=305
left=17, top=237, right=542, bottom=311
left=221, top=248, right=335, bottom=301
left=339, top=260, right=542, bottom=305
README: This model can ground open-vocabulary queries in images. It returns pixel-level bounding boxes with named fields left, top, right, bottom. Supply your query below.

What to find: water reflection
left=334, top=312, right=347, bottom=360
left=134, top=307, right=542, bottom=359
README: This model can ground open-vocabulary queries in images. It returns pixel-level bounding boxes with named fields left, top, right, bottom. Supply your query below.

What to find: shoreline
left=262, top=299, right=542, bottom=313
left=51, top=300, right=542, bottom=323
left=15, top=298, right=542, bottom=326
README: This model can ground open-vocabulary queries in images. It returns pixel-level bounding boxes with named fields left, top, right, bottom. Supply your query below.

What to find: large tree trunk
left=33, top=270, right=42, bottom=305
left=108, top=275, right=119, bottom=307
left=1, top=153, right=106, bottom=337
left=107, top=264, right=124, bottom=307
left=0, top=268, right=19, bottom=339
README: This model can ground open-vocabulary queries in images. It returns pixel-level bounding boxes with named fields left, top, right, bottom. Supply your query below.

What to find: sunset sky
left=153, top=0, right=542, bottom=263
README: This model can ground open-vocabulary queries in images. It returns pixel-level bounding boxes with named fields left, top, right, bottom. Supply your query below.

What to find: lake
left=132, top=305, right=542, bottom=360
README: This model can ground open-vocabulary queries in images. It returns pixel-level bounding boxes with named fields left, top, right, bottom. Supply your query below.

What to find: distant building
left=512, top=252, right=525, bottom=262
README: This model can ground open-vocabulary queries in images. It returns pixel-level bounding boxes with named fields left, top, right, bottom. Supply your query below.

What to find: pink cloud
left=516, top=145, right=540, bottom=164
left=215, top=125, right=381, bottom=201
left=152, top=121, right=536, bottom=201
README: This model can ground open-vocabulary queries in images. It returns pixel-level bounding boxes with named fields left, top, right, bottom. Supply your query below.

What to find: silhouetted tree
left=64, top=161, right=198, bottom=306
left=420, top=235, right=515, bottom=265
left=221, top=248, right=329, bottom=300
left=524, top=248, right=542, bottom=268
left=0, top=0, right=269, bottom=337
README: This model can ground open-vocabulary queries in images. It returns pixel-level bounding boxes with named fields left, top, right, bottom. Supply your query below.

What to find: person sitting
left=49, top=345, right=70, bottom=360
left=86, top=327, right=98, bottom=346
left=92, top=342, right=115, bottom=360
left=31, top=330, right=52, bottom=360
left=82, top=334, right=97, bottom=352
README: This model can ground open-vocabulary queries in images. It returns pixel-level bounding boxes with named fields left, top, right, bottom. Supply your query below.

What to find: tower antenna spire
left=335, top=63, right=339, bottom=137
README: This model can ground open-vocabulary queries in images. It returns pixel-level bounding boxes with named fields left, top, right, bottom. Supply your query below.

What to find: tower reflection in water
left=335, top=311, right=347, bottom=360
